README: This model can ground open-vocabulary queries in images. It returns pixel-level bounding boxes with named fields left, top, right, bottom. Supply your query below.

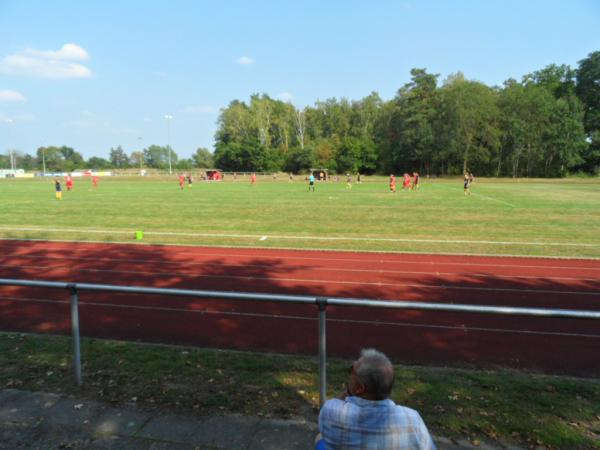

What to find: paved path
left=0, top=388, right=525, bottom=449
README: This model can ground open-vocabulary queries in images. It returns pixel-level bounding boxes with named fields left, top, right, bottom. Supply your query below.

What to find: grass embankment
left=1, top=177, right=599, bottom=257
left=1, top=332, right=599, bottom=449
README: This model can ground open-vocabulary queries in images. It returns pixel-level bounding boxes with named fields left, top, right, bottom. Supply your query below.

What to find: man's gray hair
left=355, top=348, right=395, bottom=400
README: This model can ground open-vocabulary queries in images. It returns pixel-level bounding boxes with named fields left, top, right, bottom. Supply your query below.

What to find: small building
left=205, top=169, right=222, bottom=181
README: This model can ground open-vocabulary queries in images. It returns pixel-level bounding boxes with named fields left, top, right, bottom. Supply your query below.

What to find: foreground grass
left=1, top=332, right=599, bottom=449
left=1, top=176, right=600, bottom=257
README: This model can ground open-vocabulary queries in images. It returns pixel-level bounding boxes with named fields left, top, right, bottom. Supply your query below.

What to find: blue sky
left=1, top=0, right=599, bottom=160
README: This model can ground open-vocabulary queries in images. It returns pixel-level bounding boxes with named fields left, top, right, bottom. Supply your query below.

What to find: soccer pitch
left=1, top=176, right=600, bottom=258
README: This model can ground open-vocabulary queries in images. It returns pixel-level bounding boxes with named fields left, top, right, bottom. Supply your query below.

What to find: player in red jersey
left=389, top=174, right=396, bottom=193
left=250, top=173, right=257, bottom=185
left=178, top=174, right=185, bottom=190
left=65, top=174, right=74, bottom=191
left=402, top=173, right=411, bottom=190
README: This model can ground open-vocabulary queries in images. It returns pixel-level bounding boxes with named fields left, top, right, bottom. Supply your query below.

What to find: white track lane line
left=1, top=237, right=600, bottom=261
left=2, top=257, right=599, bottom=283
left=1, top=226, right=598, bottom=247
left=3, top=246, right=600, bottom=272
left=2, top=296, right=599, bottom=339
left=2, top=264, right=599, bottom=296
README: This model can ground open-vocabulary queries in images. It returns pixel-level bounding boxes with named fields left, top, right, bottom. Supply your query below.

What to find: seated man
left=316, top=348, right=435, bottom=449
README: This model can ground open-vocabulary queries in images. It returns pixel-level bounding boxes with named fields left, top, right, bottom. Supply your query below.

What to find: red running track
left=1, top=240, right=599, bottom=376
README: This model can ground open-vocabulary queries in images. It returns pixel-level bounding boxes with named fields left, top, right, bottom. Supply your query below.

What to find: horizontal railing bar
left=326, top=298, right=600, bottom=319
left=1, top=278, right=600, bottom=320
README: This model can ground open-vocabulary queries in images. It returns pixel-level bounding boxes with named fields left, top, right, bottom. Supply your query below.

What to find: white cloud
left=183, top=105, right=215, bottom=114
left=0, top=90, right=26, bottom=102
left=236, top=56, right=254, bottom=65
left=278, top=92, right=294, bottom=102
left=0, top=44, right=92, bottom=79
left=24, top=43, right=89, bottom=61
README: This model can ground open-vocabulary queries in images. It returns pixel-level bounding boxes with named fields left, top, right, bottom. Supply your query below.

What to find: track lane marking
left=2, top=258, right=599, bottom=283
left=2, top=296, right=599, bottom=339
left=1, top=226, right=598, bottom=248
left=1, top=237, right=599, bottom=261
left=3, top=264, right=600, bottom=296
left=3, top=247, right=600, bottom=272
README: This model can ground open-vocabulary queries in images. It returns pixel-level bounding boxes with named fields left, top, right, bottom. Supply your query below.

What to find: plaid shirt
left=318, top=397, right=436, bottom=450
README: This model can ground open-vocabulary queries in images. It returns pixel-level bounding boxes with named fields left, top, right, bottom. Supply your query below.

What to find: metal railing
left=2, top=277, right=600, bottom=407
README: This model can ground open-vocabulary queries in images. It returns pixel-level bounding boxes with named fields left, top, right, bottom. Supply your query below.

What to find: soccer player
left=54, top=178, right=62, bottom=200
left=187, top=173, right=193, bottom=188
left=402, top=173, right=411, bottom=190
left=250, top=173, right=257, bottom=185
left=389, top=174, right=396, bottom=193
left=463, top=172, right=471, bottom=195
left=346, top=172, right=352, bottom=189
left=413, top=172, right=420, bottom=190
left=92, top=175, right=99, bottom=188
left=65, top=174, right=74, bottom=191
left=308, top=173, right=315, bottom=192
left=178, top=174, right=185, bottom=190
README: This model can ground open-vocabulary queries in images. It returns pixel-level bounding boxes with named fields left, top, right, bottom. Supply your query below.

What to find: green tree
left=381, top=69, right=439, bottom=174
left=0, top=153, right=9, bottom=168
left=36, top=146, right=71, bottom=172
left=59, top=146, right=84, bottom=171
left=284, top=145, right=315, bottom=173
left=498, top=81, right=554, bottom=177
left=192, top=147, right=214, bottom=168
left=21, top=153, right=37, bottom=171
left=542, top=96, right=586, bottom=176
left=576, top=51, right=600, bottom=173
left=109, top=146, right=130, bottom=168
left=523, top=64, right=576, bottom=99
left=437, top=73, right=500, bottom=175
left=176, top=159, right=194, bottom=170
left=143, top=145, right=177, bottom=170
left=87, top=156, right=112, bottom=169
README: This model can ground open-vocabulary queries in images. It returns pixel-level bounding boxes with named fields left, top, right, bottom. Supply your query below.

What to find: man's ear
left=354, top=381, right=367, bottom=395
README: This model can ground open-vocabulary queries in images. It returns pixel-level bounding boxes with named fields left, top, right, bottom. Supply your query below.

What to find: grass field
left=2, top=332, right=599, bottom=449
left=1, top=176, right=600, bottom=258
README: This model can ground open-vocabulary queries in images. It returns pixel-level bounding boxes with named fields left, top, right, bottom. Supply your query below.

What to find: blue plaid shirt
left=318, top=396, right=436, bottom=449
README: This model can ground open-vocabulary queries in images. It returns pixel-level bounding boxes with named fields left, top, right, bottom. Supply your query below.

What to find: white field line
left=3, top=295, right=600, bottom=339
left=5, top=255, right=600, bottom=281
left=3, top=263, right=599, bottom=296
left=470, top=191, right=516, bottom=207
left=3, top=238, right=600, bottom=268
left=0, top=226, right=598, bottom=248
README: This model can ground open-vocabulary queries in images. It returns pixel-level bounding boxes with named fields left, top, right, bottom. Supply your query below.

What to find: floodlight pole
left=138, top=137, right=144, bottom=172
left=42, top=147, right=46, bottom=175
left=6, top=119, right=14, bottom=172
left=164, top=115, right=173, bottom=175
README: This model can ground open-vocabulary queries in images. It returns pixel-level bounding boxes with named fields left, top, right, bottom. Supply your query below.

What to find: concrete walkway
left=1, top=388, right=523, bottom=449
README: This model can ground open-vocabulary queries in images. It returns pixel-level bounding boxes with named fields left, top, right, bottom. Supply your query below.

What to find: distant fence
left=1, top=278, right=600, bottom=407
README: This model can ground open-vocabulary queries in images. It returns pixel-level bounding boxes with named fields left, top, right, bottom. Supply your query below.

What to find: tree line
left=213, top=51, right=599, bottom=177
left=0, top=145, right=214, bottom=173
left=2, top=51, right=598, bottom=177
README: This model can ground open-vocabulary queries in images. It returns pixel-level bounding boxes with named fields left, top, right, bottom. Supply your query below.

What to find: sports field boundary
left=2, top=236, right=600, bottom=261
left=1, top=226, right=599, bottom=248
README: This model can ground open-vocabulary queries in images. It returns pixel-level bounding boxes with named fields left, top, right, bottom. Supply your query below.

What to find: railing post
left=67, top=283, right=82, bottom=386
left=316, top=296, right=327, bottom=408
